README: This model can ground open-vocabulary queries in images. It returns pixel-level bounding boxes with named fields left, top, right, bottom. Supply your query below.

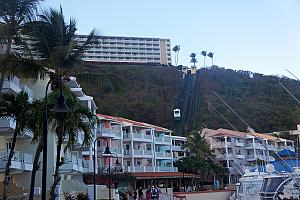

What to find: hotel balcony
left=154, top=136, right=171, bottom=145
left=246, top=155, right=268, bottom=161
left=97, top=128, right=115, bottom=138
left=215, top=154, right=235, bottom=160
left=124, top=166, right=178, bottom=173
left=245, top=143, right=265, bottom=149
left=172, top=145, right=185, bottom=151
left=60, top=155, right=83, bottom=174
left=0, top=118, right=16, bottom=134
left=155, top=151, right=172, bottom=159
left=124, top=149, right=152, bottom=158
left=212, top=141, right=232, bottom=148
left=2, top=77, right=21, bottom=94
left=235, top=141, right=244, bottom=147
left=0, top=149, right=33, bottom=173
left=267, top=145, right=277, bottom=151
left=124, top=132, right=152, bottom=142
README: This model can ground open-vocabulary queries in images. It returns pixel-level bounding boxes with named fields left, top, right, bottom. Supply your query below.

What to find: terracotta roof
left=96, top=114, right=172, bottom=133
left=130, top=172, right=198, bottom=179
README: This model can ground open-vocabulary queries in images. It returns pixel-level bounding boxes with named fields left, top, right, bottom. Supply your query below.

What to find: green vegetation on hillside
left=77, top=63, right=300, bottom=134
left=76, top=63, right=184, bottom=129
left=196, top=66, right=300, bottom=133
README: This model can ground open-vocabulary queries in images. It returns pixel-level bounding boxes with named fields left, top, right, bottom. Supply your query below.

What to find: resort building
left=202, top=128, right=295, bottom=183
left=96, top=114, right=185, bottom=173
left=0, top=76, right=188, bottom=198
left=0, top=76, right=98, bottom=198
left=76, top=35, right=172, bottom=65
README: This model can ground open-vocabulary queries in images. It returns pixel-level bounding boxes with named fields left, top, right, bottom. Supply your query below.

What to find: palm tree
left=172, top=45, right=180, bottom=67
left=201, top=51, right=207, bottom=68
left=0, top=0, right=43, bottom=92
left=189, top=53, right=197, bottom=66
left=0, top=91, right=35, bottom=200
left=185, top=130, right=212, bottom=159
left=48, top=88, right=96, bottom=199
left=207, top=52, right=214, bottom=66
left=26, top=99, right=44, bottom=200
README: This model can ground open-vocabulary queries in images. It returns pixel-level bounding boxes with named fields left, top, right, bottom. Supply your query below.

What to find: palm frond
left=0, top=53, right=48, bottom=80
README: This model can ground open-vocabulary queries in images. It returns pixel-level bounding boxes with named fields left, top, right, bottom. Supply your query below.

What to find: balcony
left=0, top=118, right=16, bottom=134
left=212, top=141, right=232, bottom=148
left=2, top=77, right=21, bottom=94
left=246, top=155, right=267, bottom=161
left=235, top=141, right=244, bottom=147
left=60, top=155, right=83, bottom=174
left=155, top=151, right=172, bottom=159
left=155, top=136, right=171, bottom=144
left=123, top=149, right=152, bottom=158
left=0, top=149, right=33, bottom=173
left=124, top=166, right=178, bottom=173
left=245, top=143, right=264, bottom=149
left=124, top=132, right=152, bottom=142
left=97, top=127, right=115, bottom=138
left=172, top=145, right=185, bottom=151
left=267, top=145, right=277, bottom=151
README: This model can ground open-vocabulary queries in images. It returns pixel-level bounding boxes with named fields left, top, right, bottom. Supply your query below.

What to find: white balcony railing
left=0, top=118, right=16, bottom=132
left=155, top=136, right=171, bottom=144
left=2, top=77, right=21, bottom=94
left=124, top=166, right=178, bottom=173
left=98, top=127, right=115, bottom=138
left=0, top=149, right=33, bottom=172
left=155, top=152, right=172, bottom=159
left=60, top=155, right=84, bottom=174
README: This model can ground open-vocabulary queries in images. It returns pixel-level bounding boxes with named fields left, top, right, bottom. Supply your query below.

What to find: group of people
left=130, top=186, right=160, bottom=200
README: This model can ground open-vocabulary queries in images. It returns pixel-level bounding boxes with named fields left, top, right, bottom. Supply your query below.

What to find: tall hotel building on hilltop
left=77, top=35, right=172, bottom=65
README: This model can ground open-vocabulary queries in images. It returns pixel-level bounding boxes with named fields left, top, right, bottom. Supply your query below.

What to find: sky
left=43, top=0, right=300, bottom=77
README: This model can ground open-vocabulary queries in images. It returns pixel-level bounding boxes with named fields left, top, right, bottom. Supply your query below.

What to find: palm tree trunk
left=0, top=37, right=13, bottom=94
left=2, top=126, right=18, bottom=200
left=29, top=140, right=42, bottom=200
left=50, top=135, right=63, bottom=200
left=203, top=56, right=206, bottom=68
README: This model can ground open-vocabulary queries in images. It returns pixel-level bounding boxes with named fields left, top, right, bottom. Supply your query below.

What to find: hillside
left=76, top=63, right=184, bottom=129
left=77, top=63, right=300, bottom=134
left=196, top=67, right=300, bottom=133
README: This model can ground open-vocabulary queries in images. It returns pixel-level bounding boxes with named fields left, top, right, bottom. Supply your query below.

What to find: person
left=146, top=187, right=152, bottom=200
left=138, top=187, right=143, bottom=200
left=132, top=189, right=137, bottom=200
left=151, top=186, right=158, bottom=200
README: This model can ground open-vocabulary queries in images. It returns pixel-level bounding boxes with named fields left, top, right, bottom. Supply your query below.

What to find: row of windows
left=79, top=41, right=160, bottom=47
left=78, top=35, right=169, bottom=42
left=86, top=46, right=161, bottom=51
left=85, top=51, right=160, bottom=56
left=83, top=56, right=161, bottom=61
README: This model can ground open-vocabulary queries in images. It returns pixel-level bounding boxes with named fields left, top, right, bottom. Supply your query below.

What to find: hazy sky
left=43, top=0, right=300, bottom=77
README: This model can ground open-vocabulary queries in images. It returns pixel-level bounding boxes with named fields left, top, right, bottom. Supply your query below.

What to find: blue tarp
left=275, top=149, right=296, bottom=157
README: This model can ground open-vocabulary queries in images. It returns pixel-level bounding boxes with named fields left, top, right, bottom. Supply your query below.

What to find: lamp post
left=93, top=137, right=111, bottom=200
left=42, top=77, right=70, bottom=200
left=107, top=152, right=121, bottom=200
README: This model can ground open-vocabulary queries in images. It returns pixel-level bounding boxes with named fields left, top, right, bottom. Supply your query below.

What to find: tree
left=0, top=6, right=120, bottom=199
left=48, top=88, right=96, bottom=199
left=190, top=53, right=197, bottom=66
left=0, top=91, right=35, bottom=200
left=207, top=52, right=214, bottom=66
left=172, top=45, right=180, bottom=67
left=0, top=0, right=43, bottom=92
left=26, top=99, right=44, bottom=200
left=201, top=51, right=207, bottom=68
left=185, top=130, right=212, bottom=159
